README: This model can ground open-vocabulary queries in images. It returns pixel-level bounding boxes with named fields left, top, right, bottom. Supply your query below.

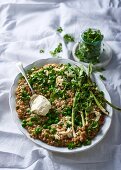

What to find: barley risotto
left=16, top=63, right=107, bottom=149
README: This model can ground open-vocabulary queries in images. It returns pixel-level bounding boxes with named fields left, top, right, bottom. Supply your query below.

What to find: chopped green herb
left=50, top=43, right=62, bottom=57
left=30, top=117, right=38, bottom=122
left=50, top=128, right=57, bottom=134
left=27, top=121, right=33, bottom=126
left=63, top=34, right=75, bottom=44
left=21, top=89, right=30, bottom=101
left=43, top=125, right=48, bottom=129
left=57, top=27, right=63, bottom=33
left=93, top=67, right=105, bottom=72
left=34, top=127, right=42, bottom=134
left=83, top=139, right=91, bottom=146
left=22, top=120, right=27, bottom=127
left=22, top=123, right=26, bottom=127
left=40, top=49, right=44, bottom=53
left=67, top=142, right=76, bottom=149
left=100, top=75, right=106, bottom=81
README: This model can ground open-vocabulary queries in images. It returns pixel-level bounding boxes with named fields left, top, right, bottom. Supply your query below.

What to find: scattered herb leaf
left=57, top=27, right=63, bottom=33
left=50, top=43, right=62, bottom=57
left=63, top=34, right=75, bottom=44
left=40, top=49, right=44, bottom=53
left=83, top=139, right=91, bottom=146
left=100, top=75, right=106, bottom=81
left=67, top=142, right=76, bottom=149
left=93, top=67, right=105, bottom=72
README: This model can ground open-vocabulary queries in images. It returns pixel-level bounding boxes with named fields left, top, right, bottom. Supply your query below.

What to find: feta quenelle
left=30, top=94, right=51, bottom=116
left=16, top=62, right=51, bottom=116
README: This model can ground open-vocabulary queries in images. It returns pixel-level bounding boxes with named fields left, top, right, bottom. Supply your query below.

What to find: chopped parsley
left=21, top=89, right=30, bottom=101
left=63, top=34, right=75, bottom=44
left=67, top=142, right=76, bottom=149
left=83, top=139, right=91, bottom=146
left=100, top=75, right=106, bottom=81
left=40, top=49, right=44, bottom=53
left=57, top=27, right=63, bottom=33
left=50, top=43, right=62, bottom=57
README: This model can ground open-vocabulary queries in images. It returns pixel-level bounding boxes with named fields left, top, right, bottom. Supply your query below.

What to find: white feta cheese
left=95, top=111, right=101, bottom=121
left=54, top=134, right=61, bottom=140
left=56, top=76, right=63, bottom=86
left=30, top=94, right=51, bottom=116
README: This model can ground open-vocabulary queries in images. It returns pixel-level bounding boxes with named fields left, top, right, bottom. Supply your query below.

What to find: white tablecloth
left=0, top=0, right=121, bottom=170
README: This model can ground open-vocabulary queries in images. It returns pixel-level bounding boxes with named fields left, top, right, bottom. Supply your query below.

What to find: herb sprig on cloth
left=50, top=43, right=62, bottom=57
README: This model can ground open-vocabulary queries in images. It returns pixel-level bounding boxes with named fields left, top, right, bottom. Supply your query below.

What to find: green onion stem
left=85, top=111, right=88, bottom=125
left=87, top=67, right=121, bottom=113
left=90, top=91, right=109, bottom=115
left=104, top=99, right=121, bottom=111
left=72, top=108, right=76, bottom=137
left=81, top=111, right=85, bottom=126
left=71, top=92, right=79, bottom=137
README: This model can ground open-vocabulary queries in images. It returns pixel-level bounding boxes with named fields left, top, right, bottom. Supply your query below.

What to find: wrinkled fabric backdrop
left=0, top=0, right=121, bottom=170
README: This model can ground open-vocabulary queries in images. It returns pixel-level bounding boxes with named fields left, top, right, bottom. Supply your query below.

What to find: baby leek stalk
left=105, top=99, right=121, bottom=112
left=72, top=108, right=76, bottom=137
left=90, top=91, right=109, bottom=115
left=87, top=64, right=121, bottom=113
left=81, top=111, right=85, bottom=126
left=71, top=92, right=80, bottom=137
left=85, top=111, right=88, bottom=125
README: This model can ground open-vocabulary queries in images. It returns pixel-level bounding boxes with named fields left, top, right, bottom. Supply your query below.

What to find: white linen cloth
left=0, top=0, right=121, bottom=169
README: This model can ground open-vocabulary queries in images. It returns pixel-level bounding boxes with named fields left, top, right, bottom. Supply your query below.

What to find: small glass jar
left=76, top=28, right=103, bottom=64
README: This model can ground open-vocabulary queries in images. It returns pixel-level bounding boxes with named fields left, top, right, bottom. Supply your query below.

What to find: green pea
left=47, top=120, right=52, bottom=125
left=54, top=118, right=59, bottom=124
left=22, top=120, right=27, bottom=124
left=43, top=125, right=48, bottom=129
left=22, top=123, right=26, bottom=128
left=27, top=121, right=33, bottom=126
left=83, top=139, right=91, bottom=146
